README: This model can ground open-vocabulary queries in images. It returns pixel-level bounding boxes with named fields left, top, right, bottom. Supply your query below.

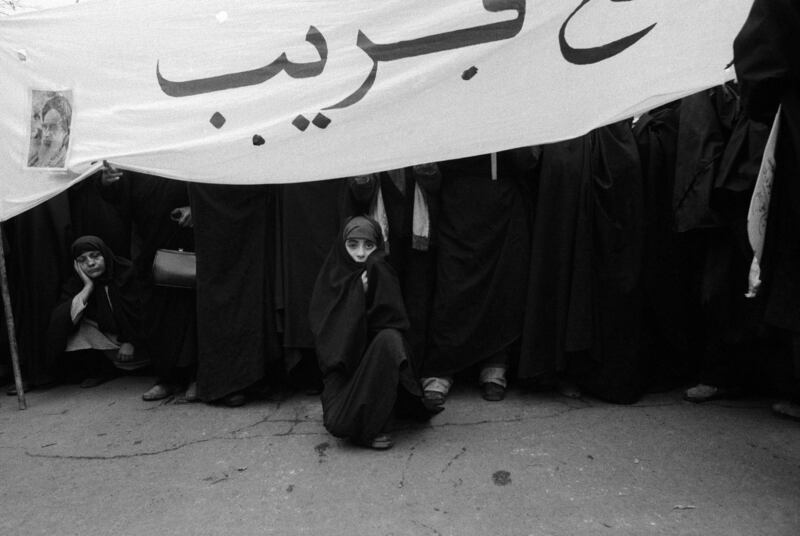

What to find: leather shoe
left=222, top=391, right=246, bottom=407
left=142, top=383, right=175, bottom=401
left=482, top=382, right=506, bottom=402
left=423, top=390, right=446, bottom=407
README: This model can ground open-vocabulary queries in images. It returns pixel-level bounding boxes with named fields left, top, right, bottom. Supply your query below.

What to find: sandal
left=142, top=383, right=175, bottom=401
left=365, top=434, right=393, bottom=450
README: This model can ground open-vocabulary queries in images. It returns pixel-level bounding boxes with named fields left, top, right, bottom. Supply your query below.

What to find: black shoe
left=222, top=391, right=246, bottom=407
left=423, top=390, right=446, bottom=407
left=421, top=397, right=446, bottom=415
left=482, top=382, right=506, bottom=402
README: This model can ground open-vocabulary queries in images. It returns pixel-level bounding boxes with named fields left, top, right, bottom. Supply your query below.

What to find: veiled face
left=345, top=238, right=377, bottom=263
left=76, top=250, right=106, bottom=279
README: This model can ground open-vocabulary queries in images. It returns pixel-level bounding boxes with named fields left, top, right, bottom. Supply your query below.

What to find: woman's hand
left=412, top=162, right=438, bottom=175
left=74, top=260, right=94, bottom=290
left=170, top=206, right=193, bottom=228
left=361, top=271, right=368, bottom=293
left=100, top=160, right=123, bottom=186
left=352, top=174, right=374, bottom=186
left=117, top=343, right=135, bottom=363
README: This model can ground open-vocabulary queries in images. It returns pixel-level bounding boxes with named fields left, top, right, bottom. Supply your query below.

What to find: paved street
left=1, top=376, right=798, bottom=536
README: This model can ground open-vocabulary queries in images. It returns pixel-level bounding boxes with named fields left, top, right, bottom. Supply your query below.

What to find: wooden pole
left=0, top=224, right=26, bottom=410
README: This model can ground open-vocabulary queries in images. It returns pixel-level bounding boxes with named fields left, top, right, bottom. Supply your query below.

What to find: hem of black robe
left=422, top=332, right=520, bottom=378
left=320, top=330, right=412, bottom=444
left=197, top=371, right=265, bottom=402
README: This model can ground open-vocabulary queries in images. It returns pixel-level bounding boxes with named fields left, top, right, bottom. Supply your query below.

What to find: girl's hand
left=361, top=271, right=368, bottom=293
left=117, top=343, right=135, bottom=363
left=74, top=260, right=93, bottom=288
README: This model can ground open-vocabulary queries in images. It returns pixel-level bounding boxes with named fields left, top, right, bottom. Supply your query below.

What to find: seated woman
left=47, top=236, right=148, bottom=387
left=309, top=216, right=441, bottom=450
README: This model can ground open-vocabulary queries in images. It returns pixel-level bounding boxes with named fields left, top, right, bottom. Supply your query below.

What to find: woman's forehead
left=76, top=249, right=102, bottom=258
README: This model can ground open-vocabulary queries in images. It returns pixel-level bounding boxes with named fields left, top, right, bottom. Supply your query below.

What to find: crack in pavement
left=412, top=519, right=443, bottom=536
left=441, top=446, right=467, bottom=474
left=398, top=442, right=419, bottom=488
left=25, top=435, right=222, bottom=460
left=12, top=406, right=585, bottom=460
left=21, top=405, right=315, bottom=461
left=11, top=397, right=721, bottom=462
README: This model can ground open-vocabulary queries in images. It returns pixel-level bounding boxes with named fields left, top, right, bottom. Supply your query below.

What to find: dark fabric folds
left=672, top=86, right=739, bottom=232
left=189, top=183, right=281, bottom=401
left=68, top=176, right=131, bottom=262
left=424, top=150, right=533, bottom=377
left=734, top=0, right=800, bottom=391
left=99, top=173, right=197, bottom=380
left=5, top=195, right=73, bottom=385
left=520, top=122, right=645, bottom=403
left=275, top=180, right=344, bottom=366
left=634, top=103, right=696, bottom=384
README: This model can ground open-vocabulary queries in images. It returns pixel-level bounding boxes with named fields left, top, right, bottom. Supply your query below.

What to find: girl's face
left=345, top=238, right=377, bottom=263
left=76, top=250, right=106, bottom=279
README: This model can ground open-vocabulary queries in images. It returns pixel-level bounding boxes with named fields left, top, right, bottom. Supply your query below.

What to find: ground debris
left=673, top=504, right=697, bottom=510
left=492, top=470, right=512, bottom=486
left=202, top=471, right=229, bottom=485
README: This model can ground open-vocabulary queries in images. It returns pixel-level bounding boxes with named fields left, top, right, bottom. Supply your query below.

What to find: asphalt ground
left=1, top=376, right=798, bottom=536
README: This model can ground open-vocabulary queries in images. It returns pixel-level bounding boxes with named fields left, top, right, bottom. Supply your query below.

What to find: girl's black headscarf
left=309, top=216, right=408, bottom=376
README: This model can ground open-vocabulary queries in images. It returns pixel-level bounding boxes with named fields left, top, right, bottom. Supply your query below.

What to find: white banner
left=0, top=0, right=752, bottom=220
left=745, top=105, right=780, bottom=298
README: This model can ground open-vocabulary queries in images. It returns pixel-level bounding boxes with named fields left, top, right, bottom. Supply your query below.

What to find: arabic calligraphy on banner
left=0, top=0, right=752, bottom=220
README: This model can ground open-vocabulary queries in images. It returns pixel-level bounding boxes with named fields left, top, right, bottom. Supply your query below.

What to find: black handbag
left=152, top=248, right=196, bottom=288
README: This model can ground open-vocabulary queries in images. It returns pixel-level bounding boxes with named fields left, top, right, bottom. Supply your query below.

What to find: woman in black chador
left=47, top=236, right=146, bottom=386
left=309, top=216, right=440, bottom=450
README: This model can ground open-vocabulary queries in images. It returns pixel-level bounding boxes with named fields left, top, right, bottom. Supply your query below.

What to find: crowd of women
left=0, top=0, right=798, bottom=449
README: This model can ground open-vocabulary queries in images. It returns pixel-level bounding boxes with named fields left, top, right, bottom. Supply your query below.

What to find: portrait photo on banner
left=27, top=89, right=73, bottom=170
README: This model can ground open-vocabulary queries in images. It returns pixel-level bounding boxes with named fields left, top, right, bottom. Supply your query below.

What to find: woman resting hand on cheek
left=48, top=236, right=147, bottom=388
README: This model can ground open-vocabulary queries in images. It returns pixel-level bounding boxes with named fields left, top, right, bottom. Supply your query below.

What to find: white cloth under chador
left=65, top=319, right=148, bottom=371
